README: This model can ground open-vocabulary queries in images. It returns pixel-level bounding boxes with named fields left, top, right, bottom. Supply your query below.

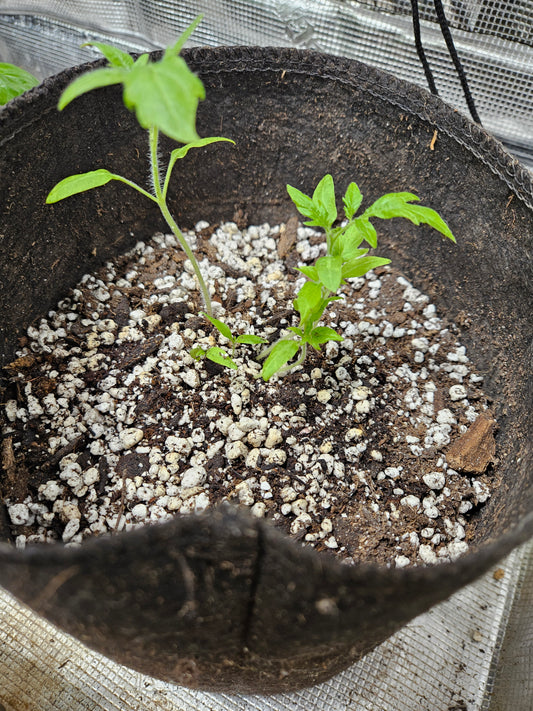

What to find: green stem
left=109, top=174, right=158, bottom=203
left=278, top=342, right=307, bottom=376
left=257, top=339, right=277, bottom=362
left=149, top=126, right=213, bottom=316
left=149, top=124, right=163, bottom=197
left=162, top=152, right=179, bottom=201
left=325, top=227, right=333, bottom=255
left=159, top=198, right=213, bottom=316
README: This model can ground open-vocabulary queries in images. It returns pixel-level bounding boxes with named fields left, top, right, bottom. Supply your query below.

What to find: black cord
left=410, top=0, right=482, bottom=125
left=410, top=0, right=439, bottom=95
left=433, top=0, right=482, bottom=124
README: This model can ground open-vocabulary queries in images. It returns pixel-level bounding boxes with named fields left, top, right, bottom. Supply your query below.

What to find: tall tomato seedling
left=46, top=15, right=233, bottom=318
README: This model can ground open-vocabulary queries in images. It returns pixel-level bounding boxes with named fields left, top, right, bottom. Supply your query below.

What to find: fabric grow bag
left=0, top=47, right=532, bottom=693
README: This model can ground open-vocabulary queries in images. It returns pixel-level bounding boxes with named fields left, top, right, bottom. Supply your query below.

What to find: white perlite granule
left=1, top=221, right=496, bottom=565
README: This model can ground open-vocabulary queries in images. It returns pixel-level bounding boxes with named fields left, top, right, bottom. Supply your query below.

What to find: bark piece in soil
left=446, top=413, right=497, bottom=474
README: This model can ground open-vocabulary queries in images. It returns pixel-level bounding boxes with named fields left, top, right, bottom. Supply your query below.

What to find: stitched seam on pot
left=185, top=49, right=533, bottom=212
left=0, top=103, right=57, bottom=149
left=241, top=520, right=266, bottom=655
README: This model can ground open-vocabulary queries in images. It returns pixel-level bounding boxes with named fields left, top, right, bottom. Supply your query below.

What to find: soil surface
left=0, top=220, right=498, bottom=567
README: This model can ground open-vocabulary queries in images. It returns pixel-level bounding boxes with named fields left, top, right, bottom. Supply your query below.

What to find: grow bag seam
left=241, top=517, right=266, bottom=656
left=0, top=102, right=57, bottom=150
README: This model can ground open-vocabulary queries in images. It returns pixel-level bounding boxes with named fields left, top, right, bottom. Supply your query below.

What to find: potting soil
left=0, top=220, right=498, bottom=566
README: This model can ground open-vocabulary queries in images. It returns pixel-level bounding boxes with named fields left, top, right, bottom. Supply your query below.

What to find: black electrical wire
left=410, top=0, right=482, bottom=125
left=410, top=0, right=439, bottom=95
left=433, top=0, right=482, bottom=124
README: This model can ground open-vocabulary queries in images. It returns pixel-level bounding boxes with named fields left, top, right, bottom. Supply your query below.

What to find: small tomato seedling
left=258, top=173, right=455, bottom=380
left=191, top=313, right=267, bottom=371
left=46, top=15, right=234, bottom=318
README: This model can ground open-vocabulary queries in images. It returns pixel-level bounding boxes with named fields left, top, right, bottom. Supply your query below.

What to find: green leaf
left=134, top=54, right=150, bottom=67
left=202, top=313, right=234, bottom=342
left=123, top=53, right=205, bottom=143
left=306, top=326, right=344, bottom=349
left=46, top=169, right=115, bottom=203
left=164, top=137, right=234, bottom=198
left=287, top=184, right=315, bottom=220
left=334, top=221, right=367, bottom=259
left=364, top=192, right=455, bottom=241
left=410, top=205, right=456, bottom=241
left=343, top=181, right=363, bottom=220
left=305, top=298, right=340, bottom=332
left=293, top=281, right=323, bottom=323
left=190, top=347, right=206, bottom=360
left=287, top=182, right=331, bottom=229
left=341, top=256, right=391, bottom=279
left=294, top=282, right=341, bottom=333
left=169, top=136, right=235, bottom=162
left=327, top=226, right=343, bottom=257
left=235, top=335, right=268, bottom=345
left=0, top=63, right=39, bottom=105
left=312, top=174, right=337, bottom=230
left=315, top=255, right=343, bottom=292
left=352, top=216, right=378, bottom=248
left=261, top=340, right=300, bottom=381
left=165, top=14, right=204, bottom=57
left=81, top=42, right=134, bottom=69
left=296, top=265, right=319, bottom=282
left=340, top=243, right=368, bottom=262
left=365, top=191, right=420, bottom=219
left=205, top=347, right=238, bottom=370
left=347, top=247, right=368, bottom=259
left=58, top=67, right=126, bottom=110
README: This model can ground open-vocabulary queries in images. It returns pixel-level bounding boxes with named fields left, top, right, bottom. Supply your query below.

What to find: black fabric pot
left=0, top=47, right=532, bottom=694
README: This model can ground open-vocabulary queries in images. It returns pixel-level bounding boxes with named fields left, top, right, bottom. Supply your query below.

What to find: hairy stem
left=149, top=124, right=163, bottom=197
left=149, top=126, right=213, bottom=316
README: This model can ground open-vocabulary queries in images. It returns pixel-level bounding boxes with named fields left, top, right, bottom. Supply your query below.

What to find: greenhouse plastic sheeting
left=1, top=540, right=532, bottom=711
left=0, top=1, right=532, bottom=165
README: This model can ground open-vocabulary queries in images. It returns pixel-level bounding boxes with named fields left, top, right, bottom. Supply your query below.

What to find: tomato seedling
left=258, top=174, right=455, bottom=380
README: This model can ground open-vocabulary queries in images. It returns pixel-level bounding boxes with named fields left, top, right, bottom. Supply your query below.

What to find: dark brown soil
left=0, top=222, right=498, bottom=567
